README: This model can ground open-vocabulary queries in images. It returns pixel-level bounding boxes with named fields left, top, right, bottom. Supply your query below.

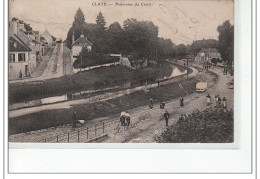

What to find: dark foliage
left=155, top=108, right=233, bottom=143
left=217, top=20, right=234, bottom=63
left=73, top=50, right=120, bottom=68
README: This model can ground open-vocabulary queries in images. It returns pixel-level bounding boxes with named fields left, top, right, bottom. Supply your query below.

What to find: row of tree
left=66, top=8, right=234, bottom=63
left=66, top=8, right=176, bottom=60
left=171, top=20, right=234, bottom=65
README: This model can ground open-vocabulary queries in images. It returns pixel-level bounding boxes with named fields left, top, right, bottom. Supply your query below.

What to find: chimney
left=72, top=31, right=75, bottom=44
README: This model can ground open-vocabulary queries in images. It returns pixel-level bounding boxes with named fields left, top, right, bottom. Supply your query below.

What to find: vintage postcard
left=8, top=0, right=234, bottom=145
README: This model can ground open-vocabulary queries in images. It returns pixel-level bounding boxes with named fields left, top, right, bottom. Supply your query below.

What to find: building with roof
left=195, top=48, right=222, bottom=63
left=71, top=32, right=93, bottom=63
left=9, top=34, right=32, bottom=78
left=41, top=29, right=54, bottom=48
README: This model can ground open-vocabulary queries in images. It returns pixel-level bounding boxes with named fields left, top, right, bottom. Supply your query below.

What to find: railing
left=39, top=118, right=119, bottom=143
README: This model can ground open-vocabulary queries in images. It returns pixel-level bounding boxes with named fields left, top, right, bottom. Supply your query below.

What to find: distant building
left=71, top=32, right=92, bottom=63
left=195, top=48, right=222, bottom=63
left=40, top=29, right=54, bottom=48
left=9, top=34, right=32, bottom=78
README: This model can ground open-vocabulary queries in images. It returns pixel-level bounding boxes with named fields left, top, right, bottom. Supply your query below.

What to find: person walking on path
left=19, top=70, right=22, bottom=78
left=160, top=101, right=166, bottom=109
left=72, top=111, right=77, bottom=128
left=223, top=97, right=227, bottom=108
left=157, top=78, right=160, bottom=86
left=120, top=111, right=126, bottom=126
left=164, top=110, right=170, bottom=127
left=215, top=95, right=218, bottom=107
left=149, top=98, right=153, bottom=109
left=180, top=96, right=184, bottom=107
left=125, top=111, right=131, bottom=126
left=206, top=94, right=211, bottom=106
left=218, top=95, right=222, bottom=106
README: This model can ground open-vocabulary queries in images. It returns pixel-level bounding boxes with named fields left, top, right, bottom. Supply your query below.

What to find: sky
left=9, top=0, right=234, bottom=45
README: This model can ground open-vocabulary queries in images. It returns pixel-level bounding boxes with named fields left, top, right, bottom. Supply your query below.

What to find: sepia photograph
left=8, top=0, right=234, bottom=144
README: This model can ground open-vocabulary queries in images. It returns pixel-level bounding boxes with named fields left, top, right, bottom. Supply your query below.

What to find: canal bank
left=9, top=60, right=175, bottom=104
left=9, top=66, right=204, bottom=135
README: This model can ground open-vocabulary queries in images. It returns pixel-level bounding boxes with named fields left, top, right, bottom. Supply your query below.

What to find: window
left=9, top=54, right=15, bottom=62
left=18, top=53, right=25, bottom=62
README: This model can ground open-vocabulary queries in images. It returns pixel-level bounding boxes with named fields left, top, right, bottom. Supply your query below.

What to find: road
left=8, top=64, right=235, bottom=143
left=106, top=66, right=234, bottom=143
left=9, top=43, right=73, bottom=84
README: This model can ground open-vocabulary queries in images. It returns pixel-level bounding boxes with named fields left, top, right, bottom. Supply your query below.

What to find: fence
left=39, top=118, right=119, bottom=143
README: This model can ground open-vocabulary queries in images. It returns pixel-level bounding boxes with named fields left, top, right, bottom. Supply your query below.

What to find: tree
left=217, top=20, right=234, bottom=63
left=73, top=8, right=85, bottom=27
left=107, top=22, right=123, bottom=53
left=122, top=19, right=159, bottom=58
left=174, top=44, right=187, bottom=58
left=96, top=12, right=106, bottom=30
left=188, top=39, right=218, bottom=55
left=66, top=8, right=86, bottom=48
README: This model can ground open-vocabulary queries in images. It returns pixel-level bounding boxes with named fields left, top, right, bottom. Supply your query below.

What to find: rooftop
left=72, top=34, right=92, bottom=46
left=9, top=34, right=31, bottom=52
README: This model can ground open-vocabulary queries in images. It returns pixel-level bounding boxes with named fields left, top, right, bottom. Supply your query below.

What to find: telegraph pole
left=186, top=58, right=188, bottom=79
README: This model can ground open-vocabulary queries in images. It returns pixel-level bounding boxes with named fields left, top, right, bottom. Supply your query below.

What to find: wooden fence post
left=87, top=127, right=89, bottom=139
left=68, top=133, right=69, bottom=143
left=103, top=122, right=105, bottom=134
left=77, top=130, right=80, bottom=143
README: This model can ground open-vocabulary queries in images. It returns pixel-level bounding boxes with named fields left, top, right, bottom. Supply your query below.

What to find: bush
left=154, top=108, right=233, bottom=143
left=73, top=51, right=120, bottom=68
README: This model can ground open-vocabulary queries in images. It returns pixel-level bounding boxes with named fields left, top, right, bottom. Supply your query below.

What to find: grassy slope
left=9, top=62, right=173, bottom=104
left=9, top=77, right=197, bottom=135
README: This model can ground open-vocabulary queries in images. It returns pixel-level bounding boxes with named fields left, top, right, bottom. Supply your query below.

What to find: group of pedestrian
left=223, top=68, right=228, bottom=75
left=206, top=94, right=227, bottom=108
left=204, top=64, right=211, bottom=70
left=120, top=111, right=131, bottom=126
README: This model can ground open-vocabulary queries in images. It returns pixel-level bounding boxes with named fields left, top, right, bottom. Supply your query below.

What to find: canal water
left=9, top=64, right=186, bottom=111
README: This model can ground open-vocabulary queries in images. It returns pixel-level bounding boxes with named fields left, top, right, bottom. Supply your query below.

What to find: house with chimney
left=9, top=34, right=32, bottom=78
left=8, top=18, right=54, bottom=79
left=71, top=31, right=92, bottom=63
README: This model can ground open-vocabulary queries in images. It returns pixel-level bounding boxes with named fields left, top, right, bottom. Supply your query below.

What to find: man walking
left=72, top=111, right=77, bottom=128
left=206, top=94, right=211, bottom=106
left=223, top=97, right=227, bottom=108
left=180, top=96, right=184, bottom=107
left=149, top=98, right=153, bottom=109
left=164, top=110, right=170, bottom=127
left=215, top=95, right=218, bottom=107
left=19, top=70, right=22, bottom=78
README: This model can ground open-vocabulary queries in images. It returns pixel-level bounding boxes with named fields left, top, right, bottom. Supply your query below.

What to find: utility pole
left=186, top=58, right=188, bottom=79
left=80, top=53, right=82, bottom=72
